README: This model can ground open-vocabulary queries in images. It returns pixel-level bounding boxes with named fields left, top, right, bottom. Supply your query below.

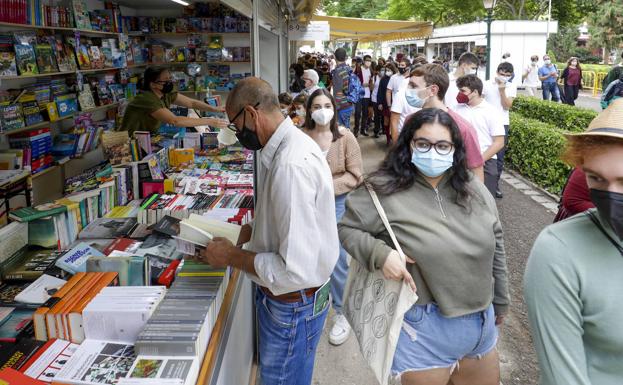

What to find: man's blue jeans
left=337, top=106, right=353, bottom=129
left=330, top=193, right=349, bottom=314
left=256, top=286, right=329, bottom=385
left=542, top=82, right=561, bottom=102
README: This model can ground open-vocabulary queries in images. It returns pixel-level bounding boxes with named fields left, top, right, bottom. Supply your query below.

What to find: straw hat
left=566, top=98, right=623, bottom=140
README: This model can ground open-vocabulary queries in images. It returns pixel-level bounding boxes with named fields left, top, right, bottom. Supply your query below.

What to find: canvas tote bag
left=342, top=182, right=418, bottom=385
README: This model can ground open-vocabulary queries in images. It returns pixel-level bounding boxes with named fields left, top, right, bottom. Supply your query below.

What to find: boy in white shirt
left=484, top=62, right=517, bottom=198
left=454, top=74, right=506, bottom=196
left=385, top=58, right=411, bottom=109
left=445, top=52, right=480, bottom=110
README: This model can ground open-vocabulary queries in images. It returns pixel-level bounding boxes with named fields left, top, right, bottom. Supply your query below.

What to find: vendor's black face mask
left=234, top=103, right=263, bottom=151
left=590, top=188, right=623, bottom=240
left=161, top=81, right=174, bottom=94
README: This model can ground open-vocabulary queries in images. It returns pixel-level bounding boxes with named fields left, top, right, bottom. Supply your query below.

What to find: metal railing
left=559, top=71, right=608, bottom=96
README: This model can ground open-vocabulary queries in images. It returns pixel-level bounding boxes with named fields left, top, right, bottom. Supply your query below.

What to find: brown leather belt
left=260, top=286, right=320, bottom=303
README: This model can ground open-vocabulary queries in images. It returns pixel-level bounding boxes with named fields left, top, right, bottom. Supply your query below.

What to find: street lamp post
left=483, top=0, right=496, bottom=80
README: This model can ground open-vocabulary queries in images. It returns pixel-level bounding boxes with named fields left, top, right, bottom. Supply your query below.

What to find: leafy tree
left=320, top=0, right=387, bottom=19
left=379, top=0, right=484, bottom=25
left=589, top=0, right=623, bottom=54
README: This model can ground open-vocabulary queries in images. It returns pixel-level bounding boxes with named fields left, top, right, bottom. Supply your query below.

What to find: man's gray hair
left=227, top=77, right=280, bottom=115
left=304, top=69, right=319, bottom=85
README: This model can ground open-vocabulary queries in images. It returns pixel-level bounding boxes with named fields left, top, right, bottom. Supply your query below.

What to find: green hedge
left=510, top=96, right=597, bottom=133
left=506, top=112, right=572, bottom=195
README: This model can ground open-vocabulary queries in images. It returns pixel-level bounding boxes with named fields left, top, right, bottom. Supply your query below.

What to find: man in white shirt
left=385, top=58, right=411, bottom=110
left=354, top=55, right=373, bottom=136
left=484, top=62, right=517, bottom=198
left=201, top=77, right=339, bottom=385
left=523, top=55, right=540, bottom=96
left=454, top=74, right=506, bottom=196
left=445, top=52, right=480, bottom=110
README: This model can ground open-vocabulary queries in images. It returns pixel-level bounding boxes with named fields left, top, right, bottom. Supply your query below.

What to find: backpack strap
left=586, top=211, right=623, bottom=257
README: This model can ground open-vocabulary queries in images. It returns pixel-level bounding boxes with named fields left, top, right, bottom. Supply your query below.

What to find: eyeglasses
left=412, top=138, right=454, bottom=155
left=227, top=102, right=260, bottom=132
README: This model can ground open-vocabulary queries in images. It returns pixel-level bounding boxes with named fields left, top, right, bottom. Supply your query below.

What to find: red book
left=0, top=368, right=46, bottom=384
left=103, top=237, right=141, bottom=256
left=157, top=259, right=181, bottom=287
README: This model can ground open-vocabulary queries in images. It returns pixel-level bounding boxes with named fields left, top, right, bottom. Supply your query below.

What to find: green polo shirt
left=120, top=90, right=178, bottom=136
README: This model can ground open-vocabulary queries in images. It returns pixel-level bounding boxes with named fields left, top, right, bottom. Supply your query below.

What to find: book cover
left=76, top=44, right=91, bottom=70
left=152, top=216, right=180, bottom=237
left=0, top=282, right=32, bottom=308
left=9, top=203, right=66, bottom=223
left=86, top=256, right=148, bottom=286
left=51, top=134, right=79, bottom=157
left=134, top=234, right=176, bottom=259
left=34, top=44, right=58, bottom=74
left=54, top=243, right=105, bottom=275
left=0, top=52, right=17, bottom=76
left=53, top=340, right=136, bottom=385
left=103, top=238, right=142, bottom=256
left=2, top=248, right=62, bottom=282
left=101, top=131, right=132, bottom=166
left=14, top=274, right=67, bottom=305
left=79, top=217, right=138, bottom=240
left=78, top=89, right=96, bottom=111
left=0, top=338, right=46, bottom=371
left=0, top=308, right=34, bottom=342
left=55, top=39, right=78, bottom=72
left=21, top=339, right=79, bottom=383
left=88, top=46, right=104, bottom=69
left=55, top=94, right=78, bottom=118
left=0, top=104, right=26, bottom=132
left=71, top=0, right=92, bottom=30
left=13, top=31, right=37, bottom=46
left=21, top=100, right=44, bottom=126
left=14, top=44, right=39, bottom=76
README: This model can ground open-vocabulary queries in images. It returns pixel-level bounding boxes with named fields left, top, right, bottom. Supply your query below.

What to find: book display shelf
left=0, top=1, right=257, bottom=385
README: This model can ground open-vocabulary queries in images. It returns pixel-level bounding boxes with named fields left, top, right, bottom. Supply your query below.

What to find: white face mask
left=296, top=108, right=306, bottom=117
left=311, top=108, right=334, bottom=125
left=280, top=108, right=289, bottom=116
left=385, top=70, right=393, bottom=76
left=465, top=67, right=477, bottom=76
left=496, top=75, right=510, bottom=83
left=544, top=59, right=551, bottom=65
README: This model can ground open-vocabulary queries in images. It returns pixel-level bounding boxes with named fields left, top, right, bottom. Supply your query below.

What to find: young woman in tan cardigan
left=303, top=88, right=363, bottom=346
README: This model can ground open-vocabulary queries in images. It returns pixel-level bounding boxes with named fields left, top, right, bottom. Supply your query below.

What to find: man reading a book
left=199, top=77, right=339, bottom=385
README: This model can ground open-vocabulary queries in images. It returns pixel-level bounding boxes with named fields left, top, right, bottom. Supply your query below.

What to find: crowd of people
left=197, top=46, right=623, bottom=385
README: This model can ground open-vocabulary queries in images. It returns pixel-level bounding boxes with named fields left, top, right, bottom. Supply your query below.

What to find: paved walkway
left=312, top=134, right=558, bottom=385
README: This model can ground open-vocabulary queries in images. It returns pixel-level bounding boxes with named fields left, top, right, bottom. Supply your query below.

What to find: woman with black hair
left=120, top=67, right=227, bottom=136
left=338, top=108, right=508, bottom=385
left=289, top=63, right=306, bottom=95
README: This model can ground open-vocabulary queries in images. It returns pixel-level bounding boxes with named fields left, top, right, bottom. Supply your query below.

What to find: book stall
left=0, top=0, right=310, bottom=383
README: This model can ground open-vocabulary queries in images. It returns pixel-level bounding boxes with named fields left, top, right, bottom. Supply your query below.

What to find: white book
left=14, top=274, right=67, bottom=304
left=119, top=355, right=198, bottom=385
left=176, top=213, right=241, bottom=247
left=55, top=340, right=136, bottom=385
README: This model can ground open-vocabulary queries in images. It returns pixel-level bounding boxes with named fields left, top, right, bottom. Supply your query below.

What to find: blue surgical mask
left=405, top=88, right=428, bottom=108
left=411, top=149, right=454, bottom=177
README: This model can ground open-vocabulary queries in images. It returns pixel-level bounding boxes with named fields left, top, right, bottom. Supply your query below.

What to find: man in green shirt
left=525, top=99, right=623, bottom=385
left=120, top=67, right=227, bottom=136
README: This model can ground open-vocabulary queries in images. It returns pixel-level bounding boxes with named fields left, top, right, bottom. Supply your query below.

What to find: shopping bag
left=342, top=182, right=418, bottom=385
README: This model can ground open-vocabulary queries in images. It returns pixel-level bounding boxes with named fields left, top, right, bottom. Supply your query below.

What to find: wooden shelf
left=0, top=21, right=120, bottom=37
left=78, top=67, right=124, bottom=74
left=0, top=71, right=76, bottom=80
left=1, top=102, right=120, bottom=136
left=32, top=165, right=58, bottom=179
left=128, top=31, right=249, bottom=37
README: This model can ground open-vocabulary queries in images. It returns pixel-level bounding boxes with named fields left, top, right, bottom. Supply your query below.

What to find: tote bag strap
left=364, top=181, right=407, bottom=263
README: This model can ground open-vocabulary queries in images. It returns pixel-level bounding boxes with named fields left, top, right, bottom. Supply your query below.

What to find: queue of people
left=114, top=45, right=623, bottom=385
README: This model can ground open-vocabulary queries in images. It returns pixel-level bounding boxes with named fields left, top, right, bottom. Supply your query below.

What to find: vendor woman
left=120, top=67, right=228, bottom=136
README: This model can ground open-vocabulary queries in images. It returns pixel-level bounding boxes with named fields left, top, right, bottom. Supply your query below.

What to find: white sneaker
left=329, top=314, right=351, bottom=346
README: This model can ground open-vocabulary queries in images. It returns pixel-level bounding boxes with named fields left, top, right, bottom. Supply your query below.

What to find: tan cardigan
left=326, top=129, right=363, bottom=195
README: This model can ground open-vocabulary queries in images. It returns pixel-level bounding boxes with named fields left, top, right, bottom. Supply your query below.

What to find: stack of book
left=134, top=264, right=228, bottom=357
left=7, top=128, right=53, bottom=175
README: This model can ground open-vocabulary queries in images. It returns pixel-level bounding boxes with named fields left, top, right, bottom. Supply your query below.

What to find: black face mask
left=590, top=188, right=623, bottom=240
left=236, top=108, right=263, bottom=151
left=398, top=67, right=407, bottom=74
left=161, top=81, right=174, bottom=94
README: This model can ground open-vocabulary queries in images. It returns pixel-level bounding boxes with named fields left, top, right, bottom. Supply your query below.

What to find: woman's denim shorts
left=391, top=302, right=498, bottom=376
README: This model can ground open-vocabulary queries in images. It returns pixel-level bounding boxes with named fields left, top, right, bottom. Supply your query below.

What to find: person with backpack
left=538, top=55, right=561, bottom=102
left=332, top=48, right=355, bottom=129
